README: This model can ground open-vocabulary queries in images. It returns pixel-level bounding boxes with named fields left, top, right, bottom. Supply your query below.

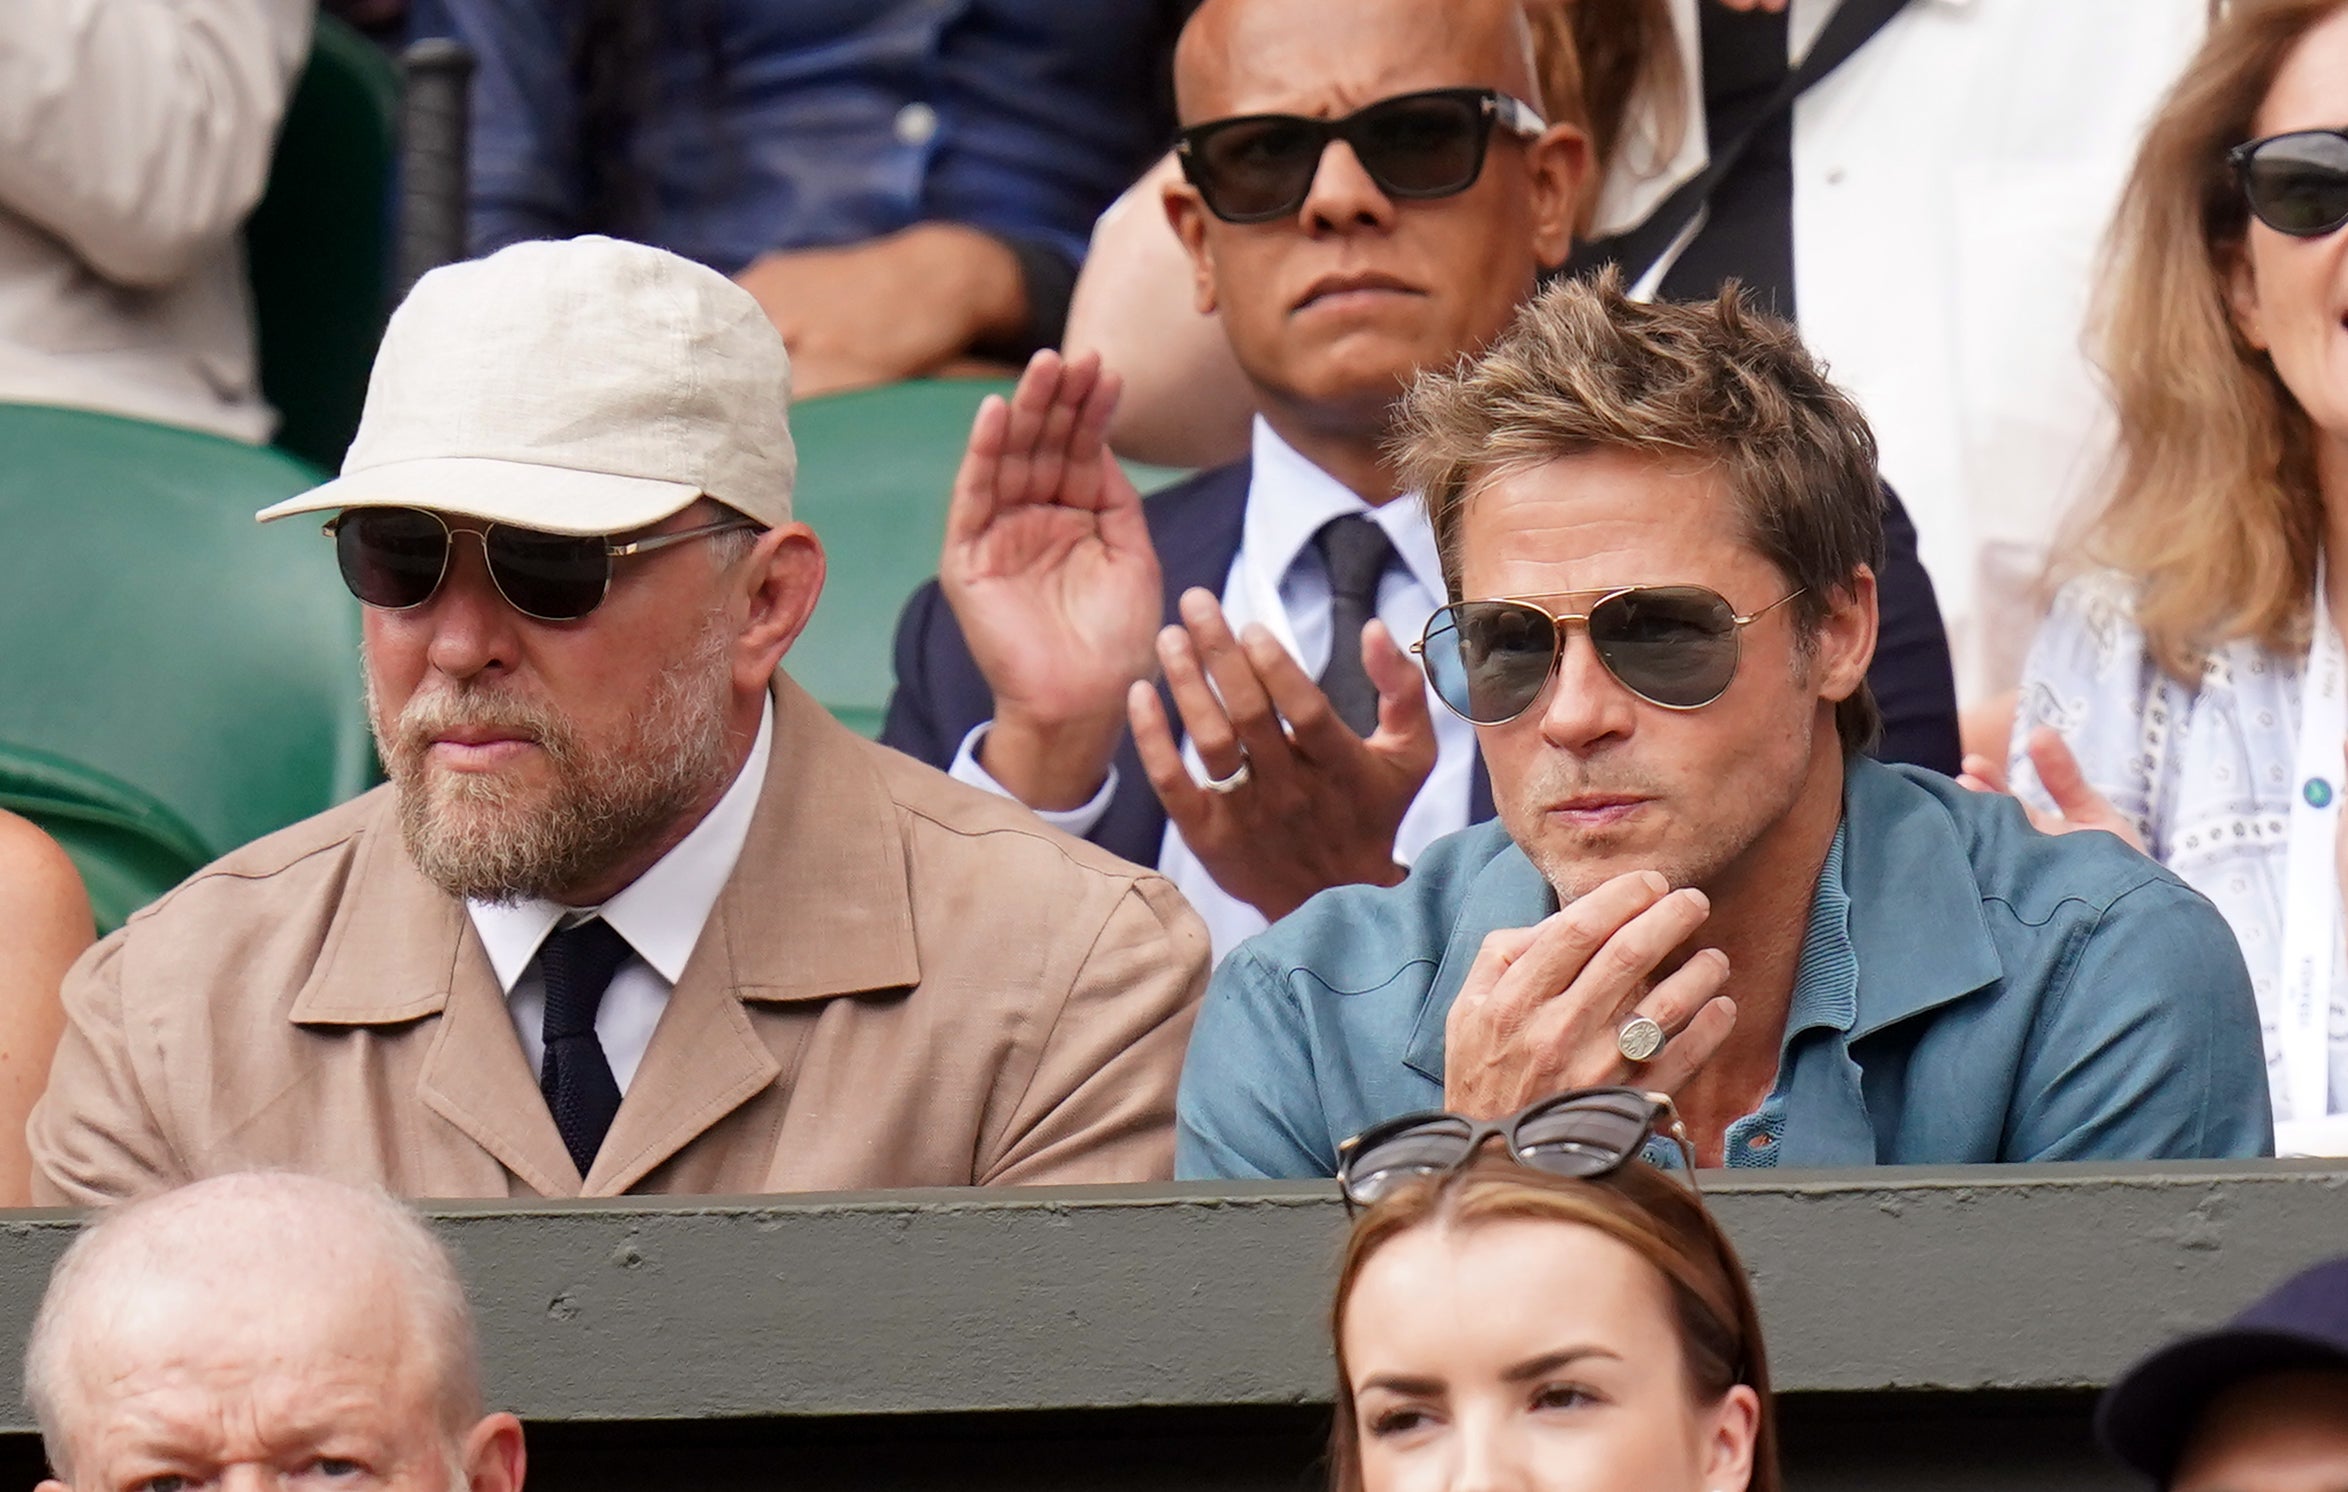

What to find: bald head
left=25, top=1173, right=487, bottom=1486
left=1175, top=0, right=1544, bottom=124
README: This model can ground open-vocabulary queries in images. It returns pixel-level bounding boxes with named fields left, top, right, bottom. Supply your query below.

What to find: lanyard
left=2278, top=566, right=2348, bottom=1152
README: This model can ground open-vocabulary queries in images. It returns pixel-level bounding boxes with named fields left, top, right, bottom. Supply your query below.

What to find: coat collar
left=1398, top=759, right=2002, bottom=1084
left=286, top=672, right=924, bottom=1194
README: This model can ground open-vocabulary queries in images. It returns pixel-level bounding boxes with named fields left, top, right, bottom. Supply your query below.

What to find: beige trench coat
left=29, top=676, right=1209, bottom=1202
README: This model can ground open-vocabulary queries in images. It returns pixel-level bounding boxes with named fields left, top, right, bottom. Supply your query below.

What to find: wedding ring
left=1616, top=1014, right=1666, bottom=1065
left=1202, top=753, right=1253, bottom=795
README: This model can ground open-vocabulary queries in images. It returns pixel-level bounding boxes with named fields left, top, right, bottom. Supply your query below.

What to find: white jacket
left=1598, top=0, right=2210, bottom=703
left=0, top=0, right=314, bottom=442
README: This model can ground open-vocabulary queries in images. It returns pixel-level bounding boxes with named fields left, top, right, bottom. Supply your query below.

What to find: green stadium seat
left=245, top=14, right=399, bottom=473
left=788, top=377, right=1186, bottom=737
left=0, top=404, right=377, bottom=925
left=0, top=743, right=213, bottom=934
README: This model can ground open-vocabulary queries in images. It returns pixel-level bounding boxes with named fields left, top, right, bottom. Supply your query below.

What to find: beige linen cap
left=258, top=235, right=796, bottom=534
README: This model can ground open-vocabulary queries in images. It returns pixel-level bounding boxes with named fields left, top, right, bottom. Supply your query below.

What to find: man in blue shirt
left=412, top=0, right=1192, bottom=396
left=1176, top=273, right=2275, bottom=1176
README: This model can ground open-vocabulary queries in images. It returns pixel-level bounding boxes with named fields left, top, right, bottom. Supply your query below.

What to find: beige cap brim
left=255, top=455, right=706, bottom=536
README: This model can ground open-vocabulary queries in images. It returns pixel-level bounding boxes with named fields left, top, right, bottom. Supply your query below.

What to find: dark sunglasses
left=326, top=506, right=760, bottom=623
left=2230, top=128, right=2348, bottom=238
left=1174, top=86, right=1548, bottom=224
left=1412, top=585, right=1804, bottom=725
left=1338, top=1088, right=1695, bottom=1211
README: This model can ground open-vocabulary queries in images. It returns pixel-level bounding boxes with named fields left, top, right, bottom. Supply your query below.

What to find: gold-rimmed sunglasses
left=1412, top=584, right=1804, bottom=724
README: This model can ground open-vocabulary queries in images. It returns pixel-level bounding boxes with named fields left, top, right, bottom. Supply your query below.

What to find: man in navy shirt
left=1176, top=274, right=2271, bottom=1175
left=414, top=0, right=1192, bottom=395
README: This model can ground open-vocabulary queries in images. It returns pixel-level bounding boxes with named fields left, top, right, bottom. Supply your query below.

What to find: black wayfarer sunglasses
left=1338, top=1088, right=1696, bottom=1211
left=1174, top=86, right=1549, bottom=224
left=1413, top=584, right=1804, bottom=725
left=2231, top=128, right=2348, bottom=239
left=326, top=506, right=761, bottom=623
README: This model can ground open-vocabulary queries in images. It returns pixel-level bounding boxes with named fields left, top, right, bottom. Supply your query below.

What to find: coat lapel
left=286, top=795, right=580, bottom=1195
left=582, top=673, right=925, bottom=1195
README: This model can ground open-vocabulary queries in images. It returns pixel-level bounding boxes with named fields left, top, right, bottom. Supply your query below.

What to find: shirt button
left=895, top=102, right=940, bottom=147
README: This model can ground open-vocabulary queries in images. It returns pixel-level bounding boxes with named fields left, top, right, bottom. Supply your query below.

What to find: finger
left=1240, top=623, right=1355, bottom=763
left=1628, top=947, right=1731, bottom=1040
left=1363, top=620, right=1438, bottom=774
left=1488, top=872, right=1675, bottom=1022
left=2025, top=727, right=2109, bottom=820
left=1178, top=592, right=1294, bottom=773
left=1021, top=354, right=1101, bottom=504
left=1130, top=679, right=1210, bottom=827
left=942, top=393, right=1012, bottom=550
left=996, top=350, right=1068, bottom=498
left=1157, top=621, right=1250, bottom=781
left=1957, top=753, right=2009, bottom=795
left=1638, top=995, right=1738, bottom=1096
left=1560, top=885, right=1716, bottom=1023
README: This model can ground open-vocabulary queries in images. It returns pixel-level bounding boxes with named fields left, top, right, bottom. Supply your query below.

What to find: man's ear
left=1812, top=565, right=1879, bottom=708
left=462, top=1412, right=527, bottom=1492
left=735, top=522, right=826, bottom=690
left=1525, top=123, right=1591, bottom=271
left=2224, top=240, right=2270, bottom=352
left=1163, top=178, right=1222, bottom=317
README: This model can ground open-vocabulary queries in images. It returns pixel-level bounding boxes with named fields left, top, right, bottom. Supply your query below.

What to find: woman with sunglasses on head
left=1332, top=1089, right=1773, bottom=1492
left=1974, top=0, right=2348, bottom=1155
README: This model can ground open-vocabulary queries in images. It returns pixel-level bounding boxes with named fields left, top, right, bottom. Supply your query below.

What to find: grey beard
left=370, top=620, right=736, bottom=904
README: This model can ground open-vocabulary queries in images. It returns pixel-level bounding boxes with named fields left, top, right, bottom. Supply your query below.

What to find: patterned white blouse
left=2014, top=570, right=2348, bottom=1126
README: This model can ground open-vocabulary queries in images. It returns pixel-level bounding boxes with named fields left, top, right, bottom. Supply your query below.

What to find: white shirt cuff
left=948, top=722, right=1119, bottom=839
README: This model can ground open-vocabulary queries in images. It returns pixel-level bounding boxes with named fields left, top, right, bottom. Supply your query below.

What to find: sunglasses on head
left=1338, top=1088, right=1695, bottom=1211
left=1412, top=584, right=1804, bottom=725
left=2231, top=128, right=2348, bottom=238
left=1174, top=86, right=1548, bottom=224
left=326, top=506, right=761, bottom=623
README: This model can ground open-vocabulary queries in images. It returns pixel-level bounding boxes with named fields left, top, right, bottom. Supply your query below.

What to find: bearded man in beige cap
left=29, top=234, right=1209, bottom=1203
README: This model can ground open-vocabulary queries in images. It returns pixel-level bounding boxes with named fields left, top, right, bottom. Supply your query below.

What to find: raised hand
left=941, top=350, right=1164, bottom=810
left=1443, top=871, right=1737, bottom=1119
left=1128, top=589, right=1439, bottom=921
left=1959, top=726, right=2147, bottom=853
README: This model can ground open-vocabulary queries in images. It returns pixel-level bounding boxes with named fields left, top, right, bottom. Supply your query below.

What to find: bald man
left=881, top=0, right=1959, bottom=964
left=22, top=1172, right=526, bottom=1492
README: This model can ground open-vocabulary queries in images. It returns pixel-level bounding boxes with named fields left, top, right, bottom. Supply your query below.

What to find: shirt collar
left=468, top=692, right=776, bottom=992
left=1243, top=417, right=1447, bottom=601
left=1783, top=822, right=1858, bottom=1045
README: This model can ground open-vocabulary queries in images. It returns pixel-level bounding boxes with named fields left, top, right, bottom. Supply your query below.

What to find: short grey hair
left=23, top=1172, right=484, bottom=1481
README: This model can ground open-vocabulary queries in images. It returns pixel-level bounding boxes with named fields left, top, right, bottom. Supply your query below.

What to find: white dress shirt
left=1592, top=0, right=2208, bottom=702
left=469, top=694, right=773, bottom=1092
left=953, top=417, right=1476, bottom=960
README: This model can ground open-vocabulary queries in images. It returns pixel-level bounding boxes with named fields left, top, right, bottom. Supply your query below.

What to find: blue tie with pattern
left=537, top=916, right=631, bottom=1178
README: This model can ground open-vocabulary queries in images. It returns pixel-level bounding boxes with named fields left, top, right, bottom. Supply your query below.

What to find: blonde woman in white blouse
left=1968, top=0, right=2348, bottom=1153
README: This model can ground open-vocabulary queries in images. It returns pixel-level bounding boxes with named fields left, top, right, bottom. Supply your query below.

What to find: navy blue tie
left=538, top=917, right=631, bottom=1178
left=1316, top=515, right=1399, bottom=738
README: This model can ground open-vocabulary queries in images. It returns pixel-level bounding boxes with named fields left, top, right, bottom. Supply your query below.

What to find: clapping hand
left=941, top=350, right=1164, bottom=810
left=1128, top=589, right=1438, bottom=922
left=1959, top=726, right=2147, bottom=853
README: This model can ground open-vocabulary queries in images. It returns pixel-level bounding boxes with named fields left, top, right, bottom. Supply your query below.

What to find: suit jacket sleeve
left=880, top=577, right=967, bottom=770
left=1870, top=484, right=1962, bottom=777
left=979, top=875, right=1209, bottom=1185
left=27, top=931, right=189, bottom=1206
left=2007, top=878, right=2275, bottom=1161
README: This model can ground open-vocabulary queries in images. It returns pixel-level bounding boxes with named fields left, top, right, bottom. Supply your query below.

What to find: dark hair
left=1392, top=267, right=1887, bottom=754
left=1328, top=1156, right=1779, bottom=1492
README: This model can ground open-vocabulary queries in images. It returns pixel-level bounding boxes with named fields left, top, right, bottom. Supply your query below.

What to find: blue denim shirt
left=1175, top=759, right=2276, bottom=1177
left=412, top=0, right=1187, bottom=285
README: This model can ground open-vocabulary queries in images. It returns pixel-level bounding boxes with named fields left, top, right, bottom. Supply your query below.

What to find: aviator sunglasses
left=2231, top=128, right=2348, bottom=238
left=1413, top=584, right=1804, bottom=725
left=1338, top=1088, right=1696, bottom=1211
left=326, top=506, right=760, bottom=622
left=1174, top=86, right=1548, bottom=224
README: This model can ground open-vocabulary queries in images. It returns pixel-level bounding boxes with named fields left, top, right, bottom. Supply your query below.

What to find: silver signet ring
left=1616, top=1014, right=1666, bottom=1065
